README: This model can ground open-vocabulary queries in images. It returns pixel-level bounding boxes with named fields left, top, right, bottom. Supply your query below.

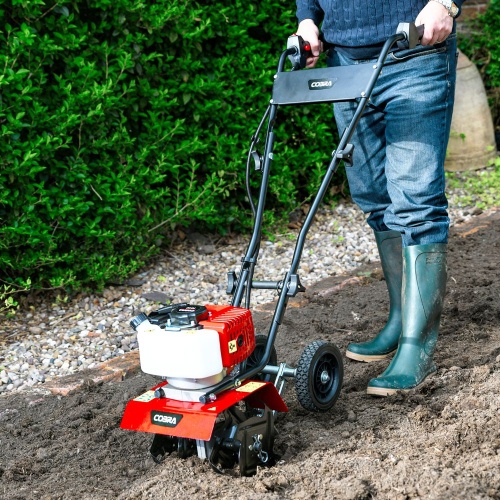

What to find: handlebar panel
left=272, top=63, right=375, bottom=106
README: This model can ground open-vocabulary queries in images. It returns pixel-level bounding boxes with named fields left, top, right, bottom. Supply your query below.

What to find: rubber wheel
left=245, top=334, right=278, bottom=382
left=295, top=340, right=343, bottom=412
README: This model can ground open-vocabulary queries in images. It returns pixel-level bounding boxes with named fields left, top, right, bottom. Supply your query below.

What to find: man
left=295, top=0, right=465, bottom=395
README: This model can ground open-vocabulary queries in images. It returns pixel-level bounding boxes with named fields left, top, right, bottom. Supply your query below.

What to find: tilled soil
left=0, top=210, right=499, bottom=500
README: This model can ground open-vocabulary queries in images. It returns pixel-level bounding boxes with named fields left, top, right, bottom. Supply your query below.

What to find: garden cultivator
left=120, top=23, right=421, bottom=476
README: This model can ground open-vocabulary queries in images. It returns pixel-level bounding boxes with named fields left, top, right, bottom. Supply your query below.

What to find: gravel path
left=0, top=193, right=486, bottom=394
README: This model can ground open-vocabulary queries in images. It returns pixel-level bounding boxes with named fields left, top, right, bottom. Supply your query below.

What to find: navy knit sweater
left=296, top=0, right=466, bottom=49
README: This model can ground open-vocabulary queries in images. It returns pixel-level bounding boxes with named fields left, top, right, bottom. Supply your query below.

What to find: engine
left=130, top=304, right=256, bottom=397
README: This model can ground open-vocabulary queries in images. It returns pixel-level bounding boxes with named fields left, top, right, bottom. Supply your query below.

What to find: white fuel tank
left=135, top=319, right=224, bottom=382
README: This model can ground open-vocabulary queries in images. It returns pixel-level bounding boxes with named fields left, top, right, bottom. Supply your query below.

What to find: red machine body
left=120, top=304, right=285, bottom=442
left=120, top=379, right=288, bottom=441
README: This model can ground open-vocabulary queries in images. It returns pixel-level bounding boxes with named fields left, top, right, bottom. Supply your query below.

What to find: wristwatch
left=430, top=0, right=460, bottom=18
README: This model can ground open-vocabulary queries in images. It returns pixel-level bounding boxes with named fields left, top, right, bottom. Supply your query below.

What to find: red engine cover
left=200, top=305, right=255, bottom=367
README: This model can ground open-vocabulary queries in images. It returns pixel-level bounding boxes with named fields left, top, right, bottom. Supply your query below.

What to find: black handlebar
left=286, top=22, right=424, bottom=71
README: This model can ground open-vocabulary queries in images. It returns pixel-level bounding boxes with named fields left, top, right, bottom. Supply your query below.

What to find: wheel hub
left=320, top=370, right=331, bottom=384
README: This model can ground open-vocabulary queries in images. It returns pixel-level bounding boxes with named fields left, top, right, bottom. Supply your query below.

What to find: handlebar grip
left=287, top=32, right=333, bottom=70
left=396, top=22, right=424, bottom=49
left=286, top=34, right=310, bottom=69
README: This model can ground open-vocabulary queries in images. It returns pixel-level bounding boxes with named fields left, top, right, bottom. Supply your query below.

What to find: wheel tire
left=295, top=340, right=343, bottom=412
left=245, top=334, right=278, bottom=382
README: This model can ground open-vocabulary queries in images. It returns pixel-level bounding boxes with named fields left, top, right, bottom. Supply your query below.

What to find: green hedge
left=0, top=0, right=339, bottom=294
left=459, top=0, right=500, bottom=127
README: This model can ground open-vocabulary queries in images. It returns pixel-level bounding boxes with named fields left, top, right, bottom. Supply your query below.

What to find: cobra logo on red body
left=151, top=410, right=183, bottom=427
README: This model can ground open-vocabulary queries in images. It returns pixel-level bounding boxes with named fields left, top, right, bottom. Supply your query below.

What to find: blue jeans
left=330, top=36, right=458, bottom=246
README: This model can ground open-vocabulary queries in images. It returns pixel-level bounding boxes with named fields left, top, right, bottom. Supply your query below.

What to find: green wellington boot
left=367, top=243, right=447, bottom=396
left=346, top=230, right=402, bottom=362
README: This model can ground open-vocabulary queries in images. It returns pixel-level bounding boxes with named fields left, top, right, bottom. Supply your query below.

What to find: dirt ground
left=1, top=210, right=499, bottom=500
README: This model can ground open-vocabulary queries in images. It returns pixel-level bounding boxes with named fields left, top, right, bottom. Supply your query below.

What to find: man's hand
left=296, top=19, right=321, bottom=68
left=416, top=1, right=453, bottom=45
